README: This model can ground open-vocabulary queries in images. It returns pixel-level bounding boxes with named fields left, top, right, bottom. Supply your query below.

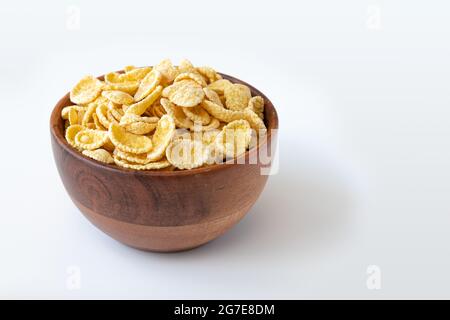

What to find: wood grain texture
left=50, top=73, right=279, bottom=252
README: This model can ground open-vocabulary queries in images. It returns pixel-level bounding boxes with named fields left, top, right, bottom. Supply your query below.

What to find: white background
left=1, top=0, right=449, bottom=299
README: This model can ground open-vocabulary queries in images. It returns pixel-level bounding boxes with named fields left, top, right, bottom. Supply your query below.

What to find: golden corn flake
left=190, top=117, right=221, bottom=132
left=106, top=100, right=118, bottom=110
left=95, top=103, right=111, bottom=128
left=92, top=113, right=106, bottom=130
left=122, top=66, right=151, bottom=82
left=102, top=90, right=134, bottom=105
left=134, top=69, right=162, bottom=102
left=174, top=72, right=207, bottom=87
left=152, top=102, right=167, bottom=118
left=78, top=109, right=86, bottom=125
left=105, top=67, right=151, bottom=84
left=82, top=102, right=97, bottom=126
left=224, top=83, right=251, bottom=111
left=219, top=94, right=226, bottom=106
left=207, top=79, right=232, bottom=95
left=160, top=98, right=193, bottom=129
left=114, top=149, right=150, bottom=164
left=68, top=108, right=79, bottom=126
left=161, top=83, right=176, bottom=98
left=70, top=75, right=104, bottom=105
left=215, top=119, right=251, bottom=158
left=122, top=121, right=157, bottom=135
left=93, top=95, right=109, bottom=106
left=196, top=66, right=220, bottom=84
left=65, top=125, right=85, bottom=149
left=61, top=105, right=86, bottom=120
left=123, top=65, right=135, bottom=72
left=109, top=123, right=153, bottom=154
left=178, top=59, right=196, bottom=74
left=103, top=81, right=140, bottom=95
left=166, top=139, right=208, bottom=170
left=248, top=95, right=265, bottom=119
left=197, top=128, right=220, bottom=145
left=182, top=105, right=210, bottom=125
left=74, top=129, right=109, bottom=150
left=126, top=85, right=162, bottom=116
left=201, top=100, right=266, bottom=131
left=109, top=106, right=124, bottom=123
left=203, top=87, right=223, bottom=106
left=146, top=114, right=175, bottom=161
left=105, top=72, right=123, bottom=83
left=166, top=80, right=204, bottom=108
left=82, top=148, right=114, bottom=164
left=120, top=113, right=159, bottom=125
left=113, top=156, right=171, bottom=170
left=178, top=59, right=197, bottom=73
left=242, top=108, right=266, bottom=131
left=154, top=58, right=178, bottom=85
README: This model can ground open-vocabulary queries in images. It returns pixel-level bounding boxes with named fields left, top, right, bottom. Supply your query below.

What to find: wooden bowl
left=50, top=73, right=278, bottom=252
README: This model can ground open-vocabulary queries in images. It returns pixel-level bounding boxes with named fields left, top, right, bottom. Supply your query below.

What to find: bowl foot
left=73, top=200, right=249, bottom=252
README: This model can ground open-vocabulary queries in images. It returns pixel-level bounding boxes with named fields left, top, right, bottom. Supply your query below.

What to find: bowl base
left=73, top=199, right=249, bottom=252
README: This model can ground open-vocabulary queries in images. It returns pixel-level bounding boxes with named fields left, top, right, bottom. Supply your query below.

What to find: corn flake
left=114, top=149, right=150, bottom=164
left=70, top=75, right=104, bottom=105
left=215, top=119, right=251, bottom=158
left=224, top=83, right=251, bottom=111
left=178, top=59, right=196, bottom=74
left=68, top=108, right=79, bottom=126
left=126, top=85, right=162, bottom=116
left=102, top=90, right=134, bottom=105
left=146, top=115, right=175, bottom=161
left=196, top=66, right=220, bottom=84
left=61, top=105, right=86, bottom=120
left=201, top=100, right=266, bottom=131
left=166, top=80, right=204, bottom=108
left=113, top=156, right=171, bottom=170
left=122, top=121, right=157, bottom=135
left=182, top=105, right=210, bottom=125
left=65, top=125, right=85, bottom=149
left=166, top=139, right=208, bottom=170
left=154, top=59, right=178, bottom=85
left=74, top=129, right=109, bottom=150
left=203, top=87, right=223, bottom=106
left=82, top=102, right=97, bottom=126
left=134, top=69, right=162, bottom=101
left=247, top=95, right=264, bottom=119
left=174, top=72, right=207, bottom=87
left=122, top=66, right=151, bottom=82
left=207, top=79, right=232, bottom=95
left=82, top=149, right=114, bottom=164
left=109, top=123, right=153, bottom=154
left=104, top=81, right=140, bottom=95
left=160, top=98, right=193, bottom=129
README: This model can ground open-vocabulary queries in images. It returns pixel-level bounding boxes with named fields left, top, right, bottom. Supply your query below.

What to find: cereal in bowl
left=62, top=59, right=266, bottom=170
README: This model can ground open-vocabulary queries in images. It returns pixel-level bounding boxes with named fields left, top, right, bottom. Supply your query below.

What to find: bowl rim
left=50, top=71, right=279, bottom=176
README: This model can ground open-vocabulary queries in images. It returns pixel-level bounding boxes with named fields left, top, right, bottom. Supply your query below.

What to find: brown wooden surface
left=50, top=73, right=279, bottom=252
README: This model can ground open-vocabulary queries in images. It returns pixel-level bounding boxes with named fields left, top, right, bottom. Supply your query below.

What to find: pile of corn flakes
left=62, top=59, right=266, bottom=170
